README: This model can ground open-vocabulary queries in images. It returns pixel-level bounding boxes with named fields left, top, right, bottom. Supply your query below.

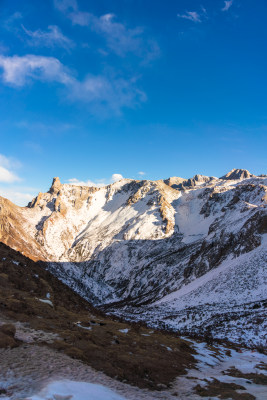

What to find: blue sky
left=0, top=0, right=266, bottom=205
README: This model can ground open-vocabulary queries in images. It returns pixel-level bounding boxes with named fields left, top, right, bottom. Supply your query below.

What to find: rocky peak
left=192, top=174, right=212, bottom=182
left=220, top=169, right=254, bottom=180
left=49, top=177, right=62, bottom=194
left=163, top=177, right=186, bottom=189
left=176, top=175, right=215, bottom=190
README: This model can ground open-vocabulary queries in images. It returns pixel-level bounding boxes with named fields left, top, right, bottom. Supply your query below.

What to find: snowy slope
left=0, top=169, right=266, bottom=346
left=111, top=235, right=267, bottom=347
left=29, top=381, right=127, bottom=400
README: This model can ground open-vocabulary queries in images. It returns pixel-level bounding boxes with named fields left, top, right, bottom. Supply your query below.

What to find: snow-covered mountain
left=0, top=169, right=266, bottom=347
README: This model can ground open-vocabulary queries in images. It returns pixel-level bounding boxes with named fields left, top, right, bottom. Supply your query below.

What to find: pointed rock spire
left=49, top=177, right=61, bottom=194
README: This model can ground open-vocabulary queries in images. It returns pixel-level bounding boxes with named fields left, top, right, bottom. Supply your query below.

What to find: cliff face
left=0, top=169, right=266, bottom=346
left=0, top=196, right=45, bottom=261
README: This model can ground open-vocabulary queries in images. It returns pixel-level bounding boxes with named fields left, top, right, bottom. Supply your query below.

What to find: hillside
left=1, top=242, right=267, bottom=400
left=0, top=242, right=195, bottom=392
left=0, top=169, right=266, bottom=347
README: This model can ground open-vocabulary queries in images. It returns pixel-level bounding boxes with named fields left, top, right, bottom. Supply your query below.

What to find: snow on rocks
left=1, top=170, right=266, bottom=347
left=172, top=339, right=267, bottom=400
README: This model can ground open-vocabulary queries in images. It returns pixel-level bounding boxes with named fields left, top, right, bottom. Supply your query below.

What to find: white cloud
left=0, top=166, right=20, bottom=183
left=89, top=13, right=156, bottom=58
left=0, top=54, right=145, bottom=113
left=201, top=6, right=207, bottom=15
left=70, top=73, right=146, bottom=114
left=138, top=171, right=145, bottom=176
left=222, top=1, right=233, bottom=12
left=0, top=187, right=33, bottom=206
left=0, top=154, right=14, bottom=168
left=69, top=10, right=91, bottom=26
left=22, top=25, right=75, bottom=50
left=67, top=178, right=106, bottom=187
left=111, top=173, right=123, bottom=182
left=3, top=12, right=23, bottom=31
left=0, top=54, right=73, bottom=87
left=55, top=1, right=159, bottom=60
left=16, top=120, right=76, bottom=133
left=54, top=0, right=78, bottom=13
left=0, top=155, right=35, bottom=205
left=54, top=0, right=92, bottom=28
left=0, top=154, right=21, bottom=183
left=177, top=11, right=202, bottom=23
left=67, top=173, right=124, bottom=187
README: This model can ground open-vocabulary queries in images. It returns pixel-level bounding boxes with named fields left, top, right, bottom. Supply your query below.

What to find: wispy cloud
left=67, top=173, right=124, bottom=187
left=0, top=54, right=145, bottom=114
left=0, top=154, right=21, bottom=183
left=69, top=10, right=91, bottom=26
left=0, top=42, right=9, bottom=54
left=67, top=178, right=106, bottom=187
left=22, top=25, right=75, bottom=50
left=0, top=187, right=34, bottom=206
left=222, top=1, right=233, bottom=12
left=54, top=0, right=78, bottom=13
left=70, top=73, right=146, bottom=114
left=54, top=0, right=159, bottom=60
left=79, top=13, right=159, bottom=59
left=177, top=11, right=202, bottom=23
left=138, top=171, right=145, bottom=176
left=0, top=155, right=35, bottom=205
left=3, top=12, right=23, bottom=31
left=24, top=141, right=43, bottom=153
left=16, top=120, right=76, bottom=134
left=0, top=54, right=72, bottom=87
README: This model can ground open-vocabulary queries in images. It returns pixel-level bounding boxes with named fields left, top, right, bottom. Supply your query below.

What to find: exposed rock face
left=0, top=196, right=45, bottom=261
left=163, top=177, right=186, bottom=189
left=179, top=174, right=217, bottom=190
left=0, top=170, right=266, bottom=346
left=49, top=177, right=62, bottom=194
left=220, top=168, right=254, bottom=180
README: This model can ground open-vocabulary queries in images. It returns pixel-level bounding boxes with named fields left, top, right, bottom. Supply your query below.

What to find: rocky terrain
left=1, top=241, right=267, bottom=400
left=0, top=242, right=195, bottom=393
left=0, top=168, right=266, bottom=348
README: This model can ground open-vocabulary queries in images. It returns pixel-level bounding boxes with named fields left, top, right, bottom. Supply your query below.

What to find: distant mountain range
left=0, top=168, right=266, bottom=347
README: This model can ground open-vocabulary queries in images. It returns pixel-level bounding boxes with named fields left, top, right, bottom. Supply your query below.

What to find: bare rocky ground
left=0, top=242, right=266, bottom=399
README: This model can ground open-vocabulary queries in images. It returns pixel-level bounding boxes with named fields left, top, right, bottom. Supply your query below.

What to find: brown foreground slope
left=0, top=242, right=195, bottom=390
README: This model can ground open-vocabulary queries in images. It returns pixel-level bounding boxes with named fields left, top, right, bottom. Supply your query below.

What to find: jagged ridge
left=0, top=168, right=266, bottom=346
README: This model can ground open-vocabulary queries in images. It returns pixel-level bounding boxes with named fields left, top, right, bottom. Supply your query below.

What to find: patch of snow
left=75, top=323, right=92, bottom=331
left=174, top=339, right=267, bottom=400
left=119, top=329, right=129, bottom=334
left=38, top=299, right=53, bottom=307
left=160, top=344, right=172, bottom=351
left=26, top=380, right=127, bottom=400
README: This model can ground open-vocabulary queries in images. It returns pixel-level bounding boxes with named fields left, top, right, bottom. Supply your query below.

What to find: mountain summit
left=220, top=168, right=254, bottom=180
